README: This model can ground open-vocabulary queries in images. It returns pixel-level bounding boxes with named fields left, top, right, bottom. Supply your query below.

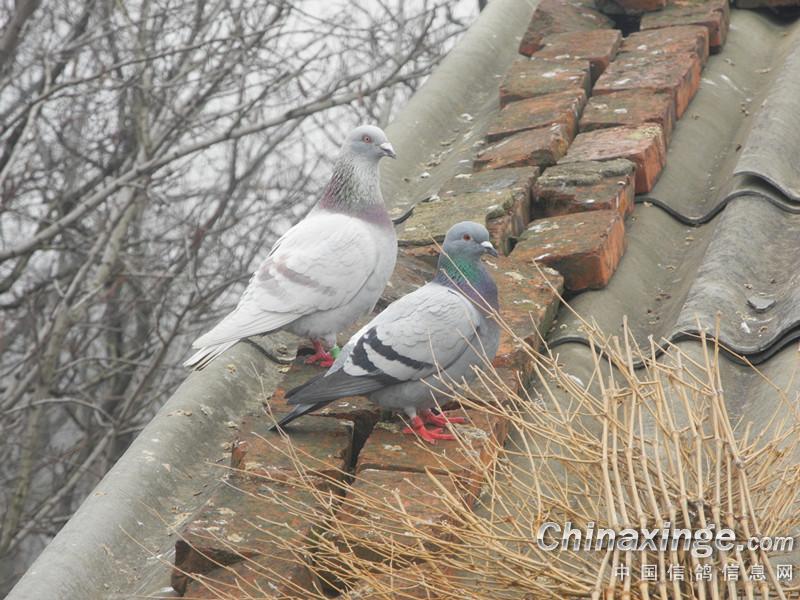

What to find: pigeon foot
left=403, top=416, right=456, bottom=444
left=420, top=409, right=466, bottom=427
left=304, top=339, right=334, bottom=367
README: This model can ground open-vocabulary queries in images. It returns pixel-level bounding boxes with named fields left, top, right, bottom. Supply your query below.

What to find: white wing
left=193, top=212, right=378, bottom=348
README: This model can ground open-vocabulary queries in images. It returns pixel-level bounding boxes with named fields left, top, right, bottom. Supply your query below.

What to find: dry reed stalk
left=175, top=317, right=800, bottom=600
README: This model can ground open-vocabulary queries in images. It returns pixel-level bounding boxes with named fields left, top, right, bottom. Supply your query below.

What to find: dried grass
left=179, top=318, right=800, bottom=600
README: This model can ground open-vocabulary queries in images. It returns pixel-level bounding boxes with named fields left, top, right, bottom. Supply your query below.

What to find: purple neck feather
left=435, top=257, right=499, bottom=314
left=317, top=157, right=390, bottom=226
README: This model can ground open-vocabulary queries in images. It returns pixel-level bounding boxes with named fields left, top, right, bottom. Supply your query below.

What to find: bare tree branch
left=0, top=0, right=474, bottom=591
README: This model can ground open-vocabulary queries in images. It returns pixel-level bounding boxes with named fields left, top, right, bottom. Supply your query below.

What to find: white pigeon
left=272, top=222, right=500, bottom=444
left=185, top=125, right=398, bottom=370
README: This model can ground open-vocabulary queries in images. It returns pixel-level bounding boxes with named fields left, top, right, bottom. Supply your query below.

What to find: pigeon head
left=319, top=125, right=396, bottom=215
left=441, top=221, right=498, bottom=262
left=436, top=222, right=499, bottom=311
left=344, top=125, right=396, bottom=162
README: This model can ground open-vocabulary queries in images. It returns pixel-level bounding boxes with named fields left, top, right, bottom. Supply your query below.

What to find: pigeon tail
left=268, top=401, right=331, bottom=431
left=285, top=369, right=388, bottom=406
left=183, top=340, right=238, bottom=370
left=266, top=369, right=389, bottom=429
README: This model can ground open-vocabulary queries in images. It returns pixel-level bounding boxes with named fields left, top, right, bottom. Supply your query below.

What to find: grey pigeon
left=184, top=125, right=398, bottom=370
left=272, top=221, right=500, bottom=443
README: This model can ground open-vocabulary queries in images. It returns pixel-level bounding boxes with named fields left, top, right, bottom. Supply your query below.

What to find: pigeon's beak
left=380, top=142, right=397, bottom=159
left=481, top=240, right=498, bottom=257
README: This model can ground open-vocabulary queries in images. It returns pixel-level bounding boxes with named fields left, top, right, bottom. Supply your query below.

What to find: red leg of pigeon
left=420, top=409, right=466, bottom=427
left=304, top=339, right=334, bottom=367
left=402, top=416, right=456, bottom=444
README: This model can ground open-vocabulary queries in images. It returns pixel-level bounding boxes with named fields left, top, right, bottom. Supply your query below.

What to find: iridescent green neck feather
left=435, top=254, right=499, bottom=313
left=438, top=255, right=479, bottom=284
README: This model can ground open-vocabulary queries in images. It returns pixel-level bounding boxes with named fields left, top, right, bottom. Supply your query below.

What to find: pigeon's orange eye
left=362, top=134, right=372, bottom=143
left=462, top=234, right=471, bottom=241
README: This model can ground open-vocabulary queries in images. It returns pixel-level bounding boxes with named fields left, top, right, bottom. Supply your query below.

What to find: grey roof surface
left=635, top=10, right=800, bottom=222
left=551, top=9, right=800, bottom=367
left=733, top=28, right=800, bottom=203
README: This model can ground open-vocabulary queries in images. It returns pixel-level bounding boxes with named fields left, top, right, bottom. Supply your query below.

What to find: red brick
left=515, top=210, right=627, bottom=291
left=474, top=125, right=571, bottom=172
left=492, top=366, right=530, bottom=397
left=533, top=159, right=636, bottom=219
left=518, top=0, right=614, bottom=56
left=560, top=125, right=666, bottom=193
left=579, top=90, right=676, bottom=145
left=499, top=58, right=591, bottom=108
left=593, top=52, right=702, bottom=118
left=230, top=411, right=353, bottom=483
left=621, top=25, right=710, bottom=65
left=398, top=246, right=446, bottom=269
left=342, top=565, right=441, bottom=599
left=487, top=89, right=586, bottom=143
left=534, top=29, right=622, bottom=82
left=356, top=410, right=509, bottom=497
left=182, top=555, right=325, bottom=599
left=328, top=469, right=464, bottom=563
left=485, top=206, right=526, bottom=257
left=442, top=167, right=538, bottom=257
left=641, top=0, right=729, bottom=52
left=736, top=0, right=800, bottom=7
left=488, top=255, right=564, bottom=371
left=595, top=0, right=667, bottom=15
left=173, top=478, right=328, bottom=595
left=439, top=166, right=538, bottom=199
left=379, top=251, right=436, bottom=308
left=399, top=189, right=529, bottom=259
left=267, top=360, right=380, bottom=430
